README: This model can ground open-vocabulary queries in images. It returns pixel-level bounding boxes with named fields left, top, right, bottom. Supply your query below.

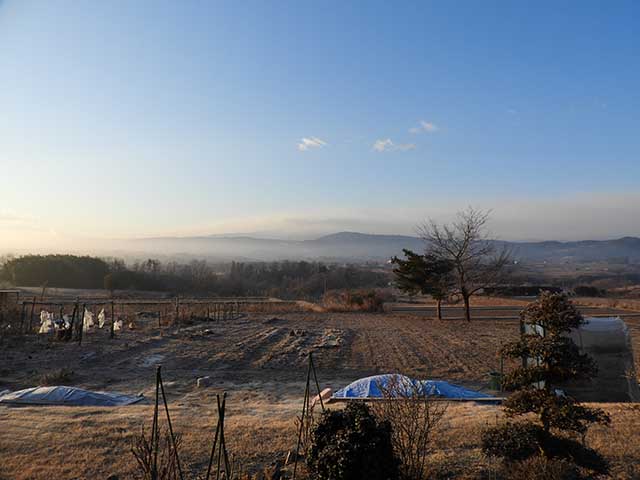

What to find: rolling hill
left=122, top=232, right=640, bottom=264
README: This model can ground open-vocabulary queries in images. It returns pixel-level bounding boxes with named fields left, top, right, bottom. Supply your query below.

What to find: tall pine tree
left=391, top=249, right=454, bottom=320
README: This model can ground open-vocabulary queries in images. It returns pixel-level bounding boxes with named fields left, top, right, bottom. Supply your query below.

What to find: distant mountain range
left=123, top=232, right=640, bottom=264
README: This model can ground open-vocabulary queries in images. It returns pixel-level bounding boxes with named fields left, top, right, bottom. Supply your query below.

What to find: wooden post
left=78, top=303, right=86, bottom=346
left=158, top=310, right=161, bottom=330
left=110, top=301, right=115, bottom=339
left=29, top=297, right=36, bottom=333
left=20, top=302, right=26, bottom=333
left=69, top=301, right=79, bottom=342
left=175, top=297, right=180, bottom=326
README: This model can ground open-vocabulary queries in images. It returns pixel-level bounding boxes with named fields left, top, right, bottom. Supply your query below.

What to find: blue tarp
left=332, top=374, right=494, bottom=400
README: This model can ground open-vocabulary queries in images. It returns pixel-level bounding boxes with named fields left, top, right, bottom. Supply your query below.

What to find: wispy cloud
left=297, top=137, right=327, bottom=151
left=409, top=120, right=438, bottom=134
left=0, top=208, right=38, bottom=227
left=372, top=139, right=415, bottom=152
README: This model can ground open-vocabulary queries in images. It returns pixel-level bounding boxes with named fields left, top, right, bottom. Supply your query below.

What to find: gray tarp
left=0, top=386, right=143, bottom=406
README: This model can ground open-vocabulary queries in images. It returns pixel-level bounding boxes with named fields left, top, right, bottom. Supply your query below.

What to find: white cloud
left=409, top=120, right=438, bottom=134
left=0, top=208, right=38, bottom=228
left=373, top=139, right=393, bottom=152
left=297, top=137, right=327, bottom=151
left=372, top=139, right=415, bottom=152
left=397, top=143, right=416, bottom=151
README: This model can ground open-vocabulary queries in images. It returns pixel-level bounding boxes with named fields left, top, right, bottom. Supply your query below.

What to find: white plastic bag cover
left=38, top=311, right=54, bottom=334
left=82, top=310, right=95, bottom=331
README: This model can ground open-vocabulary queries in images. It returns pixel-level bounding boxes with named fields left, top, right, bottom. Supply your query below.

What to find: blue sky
left=1, top=1, right=639, bottom=249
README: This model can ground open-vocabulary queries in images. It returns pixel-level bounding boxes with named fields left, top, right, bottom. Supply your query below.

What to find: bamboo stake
left=220, top=394, right=231, bottom=478
left=293, top=359, right=312, bottom=480
left=158, top=367, right=185, bottom=480
left=310, top=353, right=325, bottom=412
left=151, top=367, right=161, bottom=480
left=205, top=400, right=222, bottom=480
left=215, top=395, right=223, bottom=480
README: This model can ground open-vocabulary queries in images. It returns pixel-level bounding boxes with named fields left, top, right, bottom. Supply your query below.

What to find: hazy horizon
left=1, top=1, right=639, bottom=253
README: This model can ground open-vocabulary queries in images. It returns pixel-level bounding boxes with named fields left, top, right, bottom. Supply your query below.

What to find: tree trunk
left=436, top=299, right=442, bottom=320
left=463, top=294, right=471, bottom=322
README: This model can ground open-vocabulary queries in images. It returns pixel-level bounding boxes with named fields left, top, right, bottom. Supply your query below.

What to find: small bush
left=307, top=402, right=399, bottom=480
left=481, top=422, right=543, bottom=461
left=131, top=426, right=182, bottom=480
left=503, top=456, right=580, bottom=480
left=39, top=367, right=75, bottom=386
left=483, top=424, right=610, bottom=477
left=544, top=435, right=609, bottom=475
left=574, top=285, right=606, bottom=297
left=323, top=289, right=391, bottom=312
left=372, top=376, right=447, bottom=480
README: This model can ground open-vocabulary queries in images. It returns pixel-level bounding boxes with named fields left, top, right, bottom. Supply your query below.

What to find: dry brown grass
left=39, top=367, right=76, bottom=386
left=243, top=301, right=315, bottom=314
left=574, top=296, right=640, bottom=312
left=469, top=296, right=530, bottom=307
left=322, top=289, right=390, bottom=313
left=1, top=402, right=639, bottom=479
left=394, top=295, right=530, bottom=307
left=0, top=399, right=296, bottom=480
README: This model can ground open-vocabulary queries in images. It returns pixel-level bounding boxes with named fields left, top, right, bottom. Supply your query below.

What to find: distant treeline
left=483, top=285, right=563, bottom=297
left=0, top=254, right=389, bottom=299
left=484, top=284, right=611, bottom=297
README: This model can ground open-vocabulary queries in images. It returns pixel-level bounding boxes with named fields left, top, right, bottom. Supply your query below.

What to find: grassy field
left=2, top=401, right=640, bottom=479
left=2, top=304, right=640, bottom=478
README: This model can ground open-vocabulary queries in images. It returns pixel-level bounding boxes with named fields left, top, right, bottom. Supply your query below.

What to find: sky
left=1, top=0, right=639, bottom=250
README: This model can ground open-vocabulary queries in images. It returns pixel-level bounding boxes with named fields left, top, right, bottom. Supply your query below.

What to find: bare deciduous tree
left=418, top=207, right=511, bottom=322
